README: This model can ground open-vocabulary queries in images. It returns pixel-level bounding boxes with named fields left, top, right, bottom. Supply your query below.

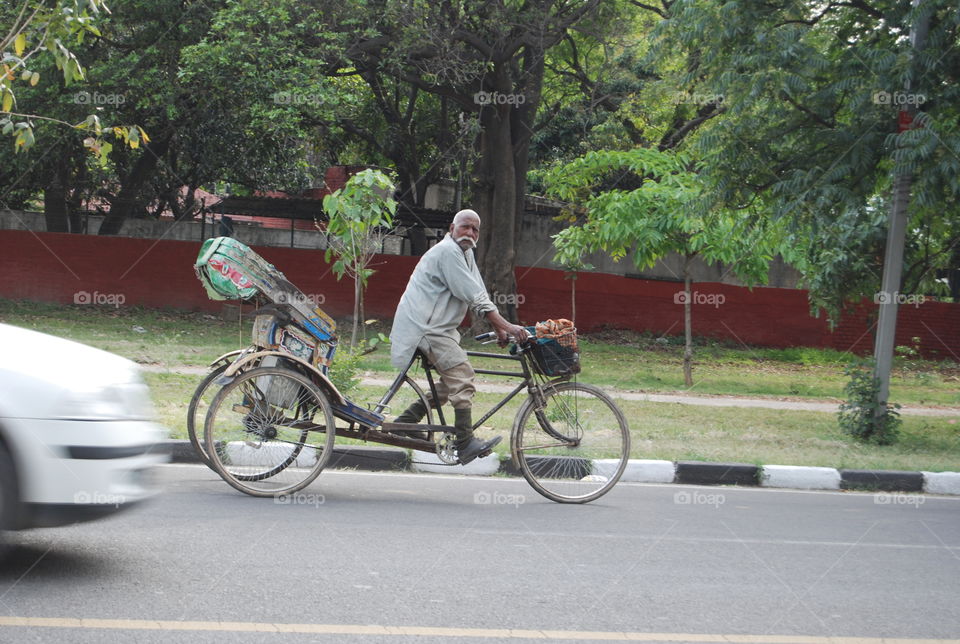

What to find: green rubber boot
left=453, top=408, right=501, bottom=465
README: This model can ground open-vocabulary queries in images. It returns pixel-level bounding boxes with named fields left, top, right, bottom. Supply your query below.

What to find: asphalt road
left=0, top=465, right=958, bottom=644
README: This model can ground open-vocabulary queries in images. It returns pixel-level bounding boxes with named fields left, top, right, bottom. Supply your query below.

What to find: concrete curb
left=675, top=461, right=759, bottom=487
left=164, top=440, right=960, bottom=496
left=761, top=465, right=841, bottom=490
left=840, top=469, right=925, bottom=492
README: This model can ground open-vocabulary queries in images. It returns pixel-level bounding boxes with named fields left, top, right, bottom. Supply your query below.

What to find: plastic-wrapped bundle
left=194, top=236, right=336, bottom=342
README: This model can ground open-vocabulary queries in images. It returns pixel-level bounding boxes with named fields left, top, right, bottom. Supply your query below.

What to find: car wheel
left=0, top=442, right=17, bottom=557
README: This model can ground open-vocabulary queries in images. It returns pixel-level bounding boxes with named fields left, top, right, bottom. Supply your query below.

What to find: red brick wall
left=0, top=230, right=415, bottom=319
left=2, top=230, right=957, bottom=360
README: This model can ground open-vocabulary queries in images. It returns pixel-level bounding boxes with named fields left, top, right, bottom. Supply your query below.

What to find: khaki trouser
left=417, top=335, right=476, bottom=410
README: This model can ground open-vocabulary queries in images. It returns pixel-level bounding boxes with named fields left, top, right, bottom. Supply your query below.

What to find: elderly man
left=389, top=209, right=528, bottom=464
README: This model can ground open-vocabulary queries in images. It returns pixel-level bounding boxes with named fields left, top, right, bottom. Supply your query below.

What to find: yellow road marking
left=0, top=617, right=957, bottom=643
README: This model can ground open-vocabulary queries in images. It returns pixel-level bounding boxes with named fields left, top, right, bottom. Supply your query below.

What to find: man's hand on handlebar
left=475, top=325, right=530, bottom=347
left=480, top=310, right=530, bottom=347
left=497, top=324, right=529, bottom=347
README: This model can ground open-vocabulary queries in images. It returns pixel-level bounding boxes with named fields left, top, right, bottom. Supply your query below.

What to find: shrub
left=837, top=359, right=901, bottom=445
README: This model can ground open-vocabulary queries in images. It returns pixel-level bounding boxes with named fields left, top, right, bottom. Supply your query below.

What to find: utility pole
left=873, top=0, right=930, bottom=409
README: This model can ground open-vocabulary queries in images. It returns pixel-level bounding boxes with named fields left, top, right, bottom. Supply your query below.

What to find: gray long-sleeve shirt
left=389, top=234, right=497, bottom=369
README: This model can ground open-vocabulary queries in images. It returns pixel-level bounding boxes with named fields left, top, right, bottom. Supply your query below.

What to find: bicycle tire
left=187, top=362, right=231, bottom=468
left=511, top=381, right=630, bottom=504
left=204, top=366, right=336, bottom=497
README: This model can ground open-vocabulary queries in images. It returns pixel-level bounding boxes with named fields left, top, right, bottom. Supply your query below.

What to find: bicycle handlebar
left=474, top=331, right=531, bottom=345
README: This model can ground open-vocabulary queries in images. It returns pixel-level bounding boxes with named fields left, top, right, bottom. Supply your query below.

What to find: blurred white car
left=0, top=323, right=168, bottom=539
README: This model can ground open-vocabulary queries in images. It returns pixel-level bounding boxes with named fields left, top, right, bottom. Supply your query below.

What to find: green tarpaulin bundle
left=194, top=237, right=336, bottom=342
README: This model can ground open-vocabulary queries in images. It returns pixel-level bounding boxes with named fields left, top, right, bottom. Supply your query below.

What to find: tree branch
left=781, top=94, right=837, bottom=129
left=659, top=104, right=726, bottom=150
left=625, top=1, right=670, bottom=19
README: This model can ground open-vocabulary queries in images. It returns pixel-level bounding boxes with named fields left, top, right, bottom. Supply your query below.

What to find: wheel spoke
left=204, top=367, right=336, bottom=497
left=512, top=382, right=629, bottom=503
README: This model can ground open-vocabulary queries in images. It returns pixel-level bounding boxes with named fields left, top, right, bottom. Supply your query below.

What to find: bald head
left=450, top=209, right=481, bottom=251
left=452, top=209, right=481, bottom=227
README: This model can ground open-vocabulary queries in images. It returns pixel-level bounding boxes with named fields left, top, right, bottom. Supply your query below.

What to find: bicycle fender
left=223, top=350, right=346, bottom=405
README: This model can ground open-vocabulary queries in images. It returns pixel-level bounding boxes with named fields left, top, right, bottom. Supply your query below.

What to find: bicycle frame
left=209, top=335, right=564, bottom=454
left=373, top=342, right=562, bottom=435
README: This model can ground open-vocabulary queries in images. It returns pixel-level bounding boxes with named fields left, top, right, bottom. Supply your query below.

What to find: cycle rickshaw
left=190, top=237, right=630, bottom=504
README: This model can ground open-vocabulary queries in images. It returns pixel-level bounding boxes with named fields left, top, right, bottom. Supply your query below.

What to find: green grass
left=0, top=299, right=248, bottom=368
left=4, top=298, right=956, bottom=406
left=569, top=331, right=960, bottom=406
left=144, top=375, right=960, bottom=472
left=4, top=298, right=960, bottom=472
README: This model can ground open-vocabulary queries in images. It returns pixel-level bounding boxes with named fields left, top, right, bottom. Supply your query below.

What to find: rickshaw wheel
left=204, top=367, right=336, bottom=497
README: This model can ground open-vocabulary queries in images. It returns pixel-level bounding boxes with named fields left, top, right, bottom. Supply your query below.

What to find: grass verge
left=3, top=298, right=958, bottom=471
left=144, top=375, right=960, bottom=473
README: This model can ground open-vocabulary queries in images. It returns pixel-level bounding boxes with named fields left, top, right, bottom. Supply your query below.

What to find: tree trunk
left=471, top=51, right=544, bottom=324
left=351, top=276, right=361, bottom=348
left=570, top=272, right=577, bottom=324
left=510, top=47, right=544, bottom=323
left=359, top=279, right=366, bottom=344
left=474, top=102, right=519, bottom=319
left=683, top=256, right=694, bottom=388
left=43, top=156, right=69, bottom=233
left=99, top=134, right=171, bottom=235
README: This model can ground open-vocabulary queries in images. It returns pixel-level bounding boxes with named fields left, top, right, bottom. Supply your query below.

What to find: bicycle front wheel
left=204, top=367, right=336, bottom=497
left=512, top=382, right=630, bottom=504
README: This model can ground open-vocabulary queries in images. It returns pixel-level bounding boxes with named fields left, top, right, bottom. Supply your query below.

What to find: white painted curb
left=607, top=459, right=676, bottom=483
left=760, top=464, right=841, bottom=490
left=411, top=452, right=501, bottom=476
left=922, top=471, right=960, bottom=495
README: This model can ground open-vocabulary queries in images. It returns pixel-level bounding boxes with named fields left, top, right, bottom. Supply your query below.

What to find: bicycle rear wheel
left=511, top=382, right=630, bottom=504
left=187, top=363, right=230, bottom=468
left=204, top=367, right=336, bottom=497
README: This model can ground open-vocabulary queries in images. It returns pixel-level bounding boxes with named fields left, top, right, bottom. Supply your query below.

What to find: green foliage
left=0, top=0, right=142, bottom=154
left=893, top=336, right=935, bottom=385
left=329, top=345, right=364, bottom=396
left=649, top=0, right=960, bottom=320
left=322, top=169, right=398, bottom=284
left=838, top=359, right=902, bottom=445
left=329, top=329, right=390, bottom=396
left=544, top=147, right=773, bottom=284
left=544, top=146, right=777, bottom=386
left=322, top=168, right=397, bottom=345
left=2, top=0, right=325, bottom=231
left=780, top=200, right=889, bottom=323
